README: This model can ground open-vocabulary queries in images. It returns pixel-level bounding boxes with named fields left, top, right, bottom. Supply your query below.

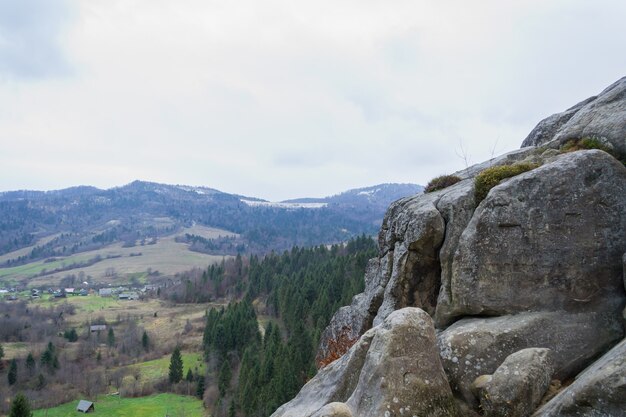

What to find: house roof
left=77, top=400, right=94, bottom=412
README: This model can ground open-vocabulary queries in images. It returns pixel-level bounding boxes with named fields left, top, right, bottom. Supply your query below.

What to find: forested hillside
left=164, top=235, right=377, bottom=416
left=0, top=182, right=419, bottom=265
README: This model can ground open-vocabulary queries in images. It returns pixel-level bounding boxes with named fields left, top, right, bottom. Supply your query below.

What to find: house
left=65, top=288, right=75, bottom=295
left=118, top=292, right=139, bottom=300
left=99, top=288, right=113, bottom=297
left=90, top=324, right=106, bottom=332
left=76, top=400, right=95, bottom=413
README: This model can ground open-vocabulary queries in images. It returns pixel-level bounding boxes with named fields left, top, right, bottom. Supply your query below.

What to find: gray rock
left=273, top=308, right=457, bottom=417
left=372, top=194, right=445, bottom=324
left=437, top=310, right=623, bottom=404
left=534, top=338, right=626, bottom=417
left=346, top=308, right=457, bottom=417
left=433, top=179, right=477, bottom=328
left=272, top=329, right=376, bottom=417
left=521, top=96, right=596, bottom=148
left=521, top=76, right=626, bottom=156
left=310, top=403, right=353, bottom=417
left=442, top=150, right=626, bottom=323
left=479, top=348, right=555, bottom=417
left=316, top=257, right=389, bottom=368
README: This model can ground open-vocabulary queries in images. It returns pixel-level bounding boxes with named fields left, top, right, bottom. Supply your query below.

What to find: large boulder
left=440, top=150, right=626, bottom=324
left=479, top=348, right=555, bottom=417
left=521, top=76, right=626, bottom=156
left=273, top=308, right=457, bottom=417
left=345, top=308, right=456, bottom=417
left=534, top=338, right=626, bottom=417
left=373, top=193, right=445, bottom=324
left=437, top=310, right=623, bottom=403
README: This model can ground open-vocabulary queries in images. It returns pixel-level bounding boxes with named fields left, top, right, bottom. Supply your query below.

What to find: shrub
left=424, top=175, right=462, bottom=193
left=474, top=163, right=539, bottom=204
left=561, top=138, right=625, bottom=165
left=561, top=137, right=612, bottom=153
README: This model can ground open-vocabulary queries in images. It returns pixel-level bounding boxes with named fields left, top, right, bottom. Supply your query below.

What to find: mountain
left=272, top=78, right=626, bottom=416
left=0, top=181, right=422, bottom=269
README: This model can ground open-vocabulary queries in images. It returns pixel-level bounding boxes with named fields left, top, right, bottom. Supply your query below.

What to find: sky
left=0, top=0, right=624, bottom=201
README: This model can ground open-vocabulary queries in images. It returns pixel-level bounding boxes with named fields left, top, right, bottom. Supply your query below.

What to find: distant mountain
left=0, top=181, right=422, bottom=264
left=286, top=183, right=424, bottom=206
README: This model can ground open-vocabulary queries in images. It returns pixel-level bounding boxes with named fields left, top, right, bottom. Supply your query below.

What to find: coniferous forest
left=197, top=235, right=377, bottom=416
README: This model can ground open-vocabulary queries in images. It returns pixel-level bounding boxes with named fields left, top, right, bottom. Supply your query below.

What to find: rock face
left=274, top=77, right=626, bottom=417
left=437, top=310, right=622, bottom=403
left=441, top=150, right=626, bottom=324
left=533, top=338, right=626, bottom=417
left=272, top=308, right=457, bottom=417
left=521, top=76, right=626, bottom=156
left=478, top=348, right=555, bottom=417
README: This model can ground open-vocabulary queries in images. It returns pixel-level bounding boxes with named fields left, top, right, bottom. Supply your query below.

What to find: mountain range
left=0, top=181, right=422, bottom=268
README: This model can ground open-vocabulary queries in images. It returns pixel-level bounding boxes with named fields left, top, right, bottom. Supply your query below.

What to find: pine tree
left=195, top=375, right=206, bottom=399
left=218, top=359, right=232, bottom=397
left=8, top=359, right=17, bottom=385
left=168, top=346, right=183, bottom=384
left=186, top=368, right=194, bottom=382
left=228, top=399, right=236, bottom=417
left=9, top=393, right=33, bottom=417
left=25, top=353, right=35, bottom=375
left=107, top=328, right=115, bottom=347
left=142, top=331, right=150, bottom=351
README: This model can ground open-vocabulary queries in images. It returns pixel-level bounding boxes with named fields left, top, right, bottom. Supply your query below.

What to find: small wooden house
left=76, top=400, right=95, bottom=413
left=90, top=324, right=106, bottom=332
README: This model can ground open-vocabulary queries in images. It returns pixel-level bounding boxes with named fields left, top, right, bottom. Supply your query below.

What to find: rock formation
left=272, top=78, right=626, bottom=417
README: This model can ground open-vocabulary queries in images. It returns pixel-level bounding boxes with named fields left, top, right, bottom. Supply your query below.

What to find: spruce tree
left=8, top=359, right=17, bottom=385
left=186, top=368, right=194, bottom=382
left=25, top=353, right=35, bottom=375
left=9, top=393, right=32, bottom=417
left=195, top=375, right=206, bottom=399
left=218, top=359, right=232, bottom=397
left=228, top=399, right=236, bottom=417
left=107, top=328, right=115, bottom=347
left=168, top=346, right=183, bottom=384
left=142, top=331, right=150, bottom=351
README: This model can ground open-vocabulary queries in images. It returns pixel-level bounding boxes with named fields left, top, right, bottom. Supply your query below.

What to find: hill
left=0, top=182, right=420, bottom=285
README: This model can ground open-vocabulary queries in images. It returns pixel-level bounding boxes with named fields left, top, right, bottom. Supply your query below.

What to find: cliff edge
left=272, top=77, right=626, bottom=417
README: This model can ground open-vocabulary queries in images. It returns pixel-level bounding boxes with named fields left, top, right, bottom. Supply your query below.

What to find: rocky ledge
left=272, top=77, right=626, bottom=417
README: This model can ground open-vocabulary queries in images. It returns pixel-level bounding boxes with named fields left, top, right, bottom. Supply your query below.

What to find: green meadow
left=32, top=393, right=206, bottom=417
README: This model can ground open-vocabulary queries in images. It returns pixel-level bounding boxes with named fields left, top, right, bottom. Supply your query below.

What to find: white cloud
left=0, top=0, right=624, bottom=200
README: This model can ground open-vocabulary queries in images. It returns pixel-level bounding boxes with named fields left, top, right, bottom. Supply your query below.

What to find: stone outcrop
left=437, top=310, right=622, bottom=403
left=533, top=338, right=626, bottom=417
left=273, top=308, right=456, bottom=417
left=521, top=76, right=626, bottom=156
left=478, top=348, right=555, bottom=417
left=274, top=77, right=626, bottom=417
left=440, top=150, right=626, bottom=324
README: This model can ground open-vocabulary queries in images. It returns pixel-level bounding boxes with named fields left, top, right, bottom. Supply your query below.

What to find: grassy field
left=32, top=393, right=206, bottom=417
left=0, top=233, right=62, bottom=265
left=0, top=225, right=235, bottom=286
left=42, top=296, right=221, bottom=352
left=126, top=352, right=205, bottom=383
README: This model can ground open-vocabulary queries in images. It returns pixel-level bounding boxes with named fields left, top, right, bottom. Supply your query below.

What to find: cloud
left=0, top=0, right=624, bottom=200
left=0, top=0, right=74, bottom=79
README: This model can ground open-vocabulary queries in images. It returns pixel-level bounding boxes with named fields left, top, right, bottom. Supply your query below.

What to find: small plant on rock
left=424, top=175, right=462, bottom=193
left=561, top=137, right=625, bottom=165
left=474, top=163, right=539, bottom=204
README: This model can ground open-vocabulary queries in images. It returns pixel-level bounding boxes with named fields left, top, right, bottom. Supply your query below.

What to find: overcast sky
left=0, top=0, right=624, bottom=201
